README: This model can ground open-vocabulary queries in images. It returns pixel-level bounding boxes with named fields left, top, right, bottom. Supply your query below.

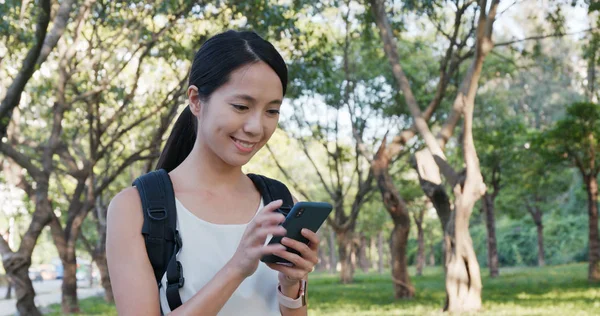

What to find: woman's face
left=189, top=61, right=283, bottom=167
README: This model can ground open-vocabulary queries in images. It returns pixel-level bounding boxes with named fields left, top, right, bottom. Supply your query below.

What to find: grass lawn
left=46, top=263, right=600, bottom=315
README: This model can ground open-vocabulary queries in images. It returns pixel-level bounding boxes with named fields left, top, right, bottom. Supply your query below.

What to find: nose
left=243, top=111, right=263, bottom=137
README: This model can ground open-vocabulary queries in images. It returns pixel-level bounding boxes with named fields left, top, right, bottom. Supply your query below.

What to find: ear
left=188, top=85, right=202, bottom=116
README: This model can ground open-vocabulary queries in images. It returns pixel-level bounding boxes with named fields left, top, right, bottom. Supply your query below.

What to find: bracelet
left=277, top=280, right=307, bottom=309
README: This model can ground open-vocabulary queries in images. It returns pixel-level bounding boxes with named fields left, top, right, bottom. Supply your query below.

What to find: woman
left=106, top=30, right=319, bottom=316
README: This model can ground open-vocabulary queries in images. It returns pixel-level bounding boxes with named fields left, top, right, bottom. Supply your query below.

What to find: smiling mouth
left=231, top=137, right=257, bottom=151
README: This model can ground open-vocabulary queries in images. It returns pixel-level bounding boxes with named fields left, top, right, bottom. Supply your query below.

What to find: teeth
left=234, top=138, right=255, bottom=148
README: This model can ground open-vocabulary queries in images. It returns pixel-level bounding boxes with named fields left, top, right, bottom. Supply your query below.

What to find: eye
left=231, top=104, right=249, bottom=111
left=267, top=109, right=280, bottom=115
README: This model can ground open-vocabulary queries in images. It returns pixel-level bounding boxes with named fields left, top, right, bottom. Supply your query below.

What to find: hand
left=266, top=228, right=319, bottom=288
left=229, top=200, right=288, bottom=278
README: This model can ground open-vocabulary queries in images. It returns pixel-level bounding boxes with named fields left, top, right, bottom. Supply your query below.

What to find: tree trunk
left=336, top=231, right=354, bottom=284
left=585, top=174, right=600, bottom=282
left=429, top=245, right=436, bottom=266
left=91, top=195, right=114, bottom=302
left=89, top=262, right=94, bottom=288
left=587, top=32, right=597, bottom=101
left=390, top=220, right=414, bottom=298
left=357, top=235, right=370, bottom=273
left=95, top=252, right=114, bottom=303
left=444, top=205, right=483, bottom=312
left=370, top=236, right=377, bottom=271
left=61, top=255, right=80, bottom=314
left=378, top=231, right=385, bottom=274
left=414, top=150, right=453, bottom=233
left=316, top=240, right=328, bottom=272
left=2, top=254, right=41, bottom=316
left=415, top=212, right=425, bottom=276
left=482, top=193, right=499, bottom=277
left=535, top=218, right=546, bottom=267
left=4, top=278, right=12, bottom=299
left=328, top=228, right=337, bottom=274
left=314, top=229, right=326, bottom=272
left=372, top=137, right=414, bottom=298
left=527, top=201, right=546, bottom=267
left=414, top=207, right=425, bottom=276
left=0, top=196, right=55, bottom=316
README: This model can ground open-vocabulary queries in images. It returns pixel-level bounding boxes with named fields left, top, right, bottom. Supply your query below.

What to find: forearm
left=279, top=281, right=307, bottom=316
left=171, top=261, right=246, bottom=316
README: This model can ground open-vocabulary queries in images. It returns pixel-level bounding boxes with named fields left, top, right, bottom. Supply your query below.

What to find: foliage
left=539, top=102, right=600, bottom=175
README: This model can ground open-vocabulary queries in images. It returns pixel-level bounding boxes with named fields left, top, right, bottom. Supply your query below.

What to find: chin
left=222, top=153, right=255, bottom=168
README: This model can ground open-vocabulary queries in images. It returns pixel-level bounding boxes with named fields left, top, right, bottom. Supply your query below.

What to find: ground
left=32, top=263, right=600, bottom=315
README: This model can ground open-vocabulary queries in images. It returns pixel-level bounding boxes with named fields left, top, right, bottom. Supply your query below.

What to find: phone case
left=261, top=202, right=333, bottom=264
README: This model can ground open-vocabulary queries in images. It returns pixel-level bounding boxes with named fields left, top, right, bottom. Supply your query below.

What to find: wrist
left=225, top=260, right=249, bottom=281
left=277, top=279, right=307, bottom=309
left=279, top=280, right=301, bottom=299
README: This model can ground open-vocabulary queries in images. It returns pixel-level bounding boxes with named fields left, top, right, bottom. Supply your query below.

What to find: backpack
left=132, top=169, right=294, bottom=312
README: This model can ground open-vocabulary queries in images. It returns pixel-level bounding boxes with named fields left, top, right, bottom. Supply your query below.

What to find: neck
left=170, top=139, right=247, bottom=192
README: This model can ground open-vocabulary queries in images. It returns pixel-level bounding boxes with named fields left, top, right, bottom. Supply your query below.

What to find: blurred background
left=1, top=0, right=599, bottom=315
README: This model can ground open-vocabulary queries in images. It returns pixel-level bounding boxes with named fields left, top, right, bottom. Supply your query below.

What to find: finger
left=259, top=199, right=284, bottom=214
left=260, top=243, right=287, bottom=256
left=250, top=226, right=287, bottom=245
left=301, top=229, right=320, bottom=250
left=254, top=212, right=286, bottom=228
left=281, top=237, right=318, bottom=265
left=272, top=248, right=313, bottom=271
left=253, top=200, right=286, bottom=227
left=265, top=263, right=306, bottom=280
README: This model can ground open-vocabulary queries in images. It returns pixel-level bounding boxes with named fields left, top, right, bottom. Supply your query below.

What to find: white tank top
left=159, top=198, right=280, bottom=315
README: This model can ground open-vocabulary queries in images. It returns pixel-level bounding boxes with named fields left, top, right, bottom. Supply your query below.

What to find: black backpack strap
left=247, top=174, right=295, bottom=216
left=133, top=169, right=184, bottom=311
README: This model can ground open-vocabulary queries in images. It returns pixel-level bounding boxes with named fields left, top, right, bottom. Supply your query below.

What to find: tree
left=366, top=0, right=476, bottom=298
left=370, top=0, right=501, bottom=311
left=1, top=1, right=196, bottom=312
left=475, top=118, right=527, bottom=276
left=541, top=102, right=600, bottom=282
left=267, top=2, right=387, bottom=283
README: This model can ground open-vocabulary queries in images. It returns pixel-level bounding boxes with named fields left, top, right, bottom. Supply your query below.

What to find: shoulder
left=110, top=187, right=141, bottom=208
left=107, top=187, right=143, bottom=227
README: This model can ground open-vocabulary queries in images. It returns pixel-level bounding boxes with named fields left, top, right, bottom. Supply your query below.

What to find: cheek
left=263, top=119, right=279, bottom=140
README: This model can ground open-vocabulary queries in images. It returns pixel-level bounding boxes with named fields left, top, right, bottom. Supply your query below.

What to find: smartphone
left=261, top=201, right=333, bottom=264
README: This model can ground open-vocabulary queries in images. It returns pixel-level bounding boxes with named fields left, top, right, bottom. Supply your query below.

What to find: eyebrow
left=232, top=94, right=282, bottom=105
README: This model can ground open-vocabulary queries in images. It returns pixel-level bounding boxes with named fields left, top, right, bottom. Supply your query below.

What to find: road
left=0, top=280, right=104, bottom=316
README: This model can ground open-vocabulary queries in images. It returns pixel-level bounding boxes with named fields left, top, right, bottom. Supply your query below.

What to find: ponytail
left=155, top=105, right=197, bottom=172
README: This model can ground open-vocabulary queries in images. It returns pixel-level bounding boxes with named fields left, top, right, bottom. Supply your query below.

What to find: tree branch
left=0, top=233, right=12, bottom=255
left=36, top=0, right=81, bottom=65
left=370, top=0, right=446, bottom=160
left=496, top=28, right=596, bottom=47
left=265, top=144, right=314, bottom=201
left=0, top=0, right=51, bottom=138
left=0, top=142, right=45, bottom=180
left=78, top=231, right=95, bottom=257
left=95, top=151, right=159, bottom=196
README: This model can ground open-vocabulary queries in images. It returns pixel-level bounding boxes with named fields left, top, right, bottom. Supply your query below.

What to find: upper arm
left=106, top=187, right=161, bottom=315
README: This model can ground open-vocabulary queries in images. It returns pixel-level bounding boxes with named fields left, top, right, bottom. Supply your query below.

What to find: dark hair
left=155, top=30, right=288, bottom=172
